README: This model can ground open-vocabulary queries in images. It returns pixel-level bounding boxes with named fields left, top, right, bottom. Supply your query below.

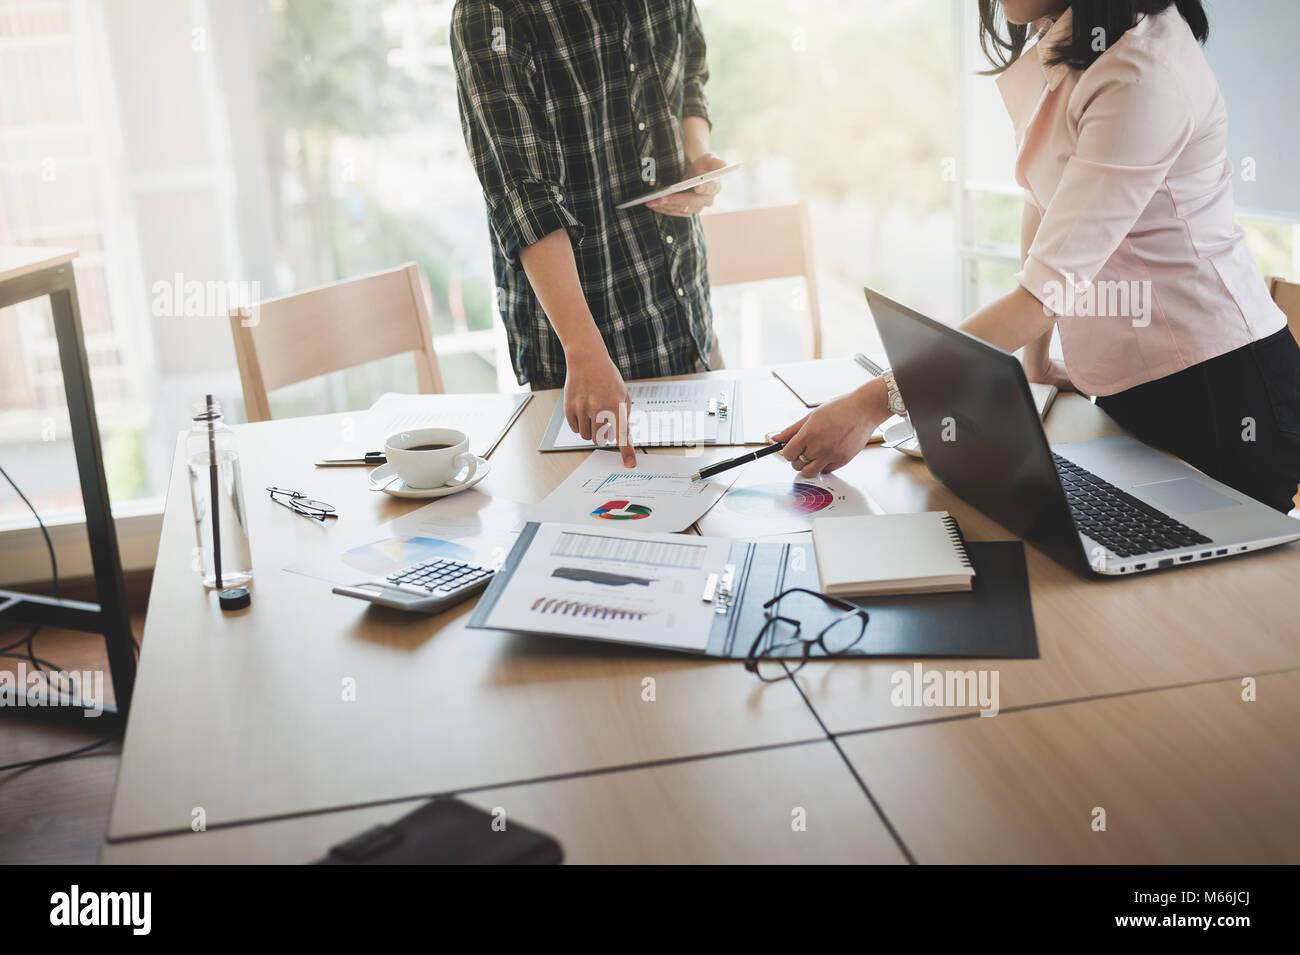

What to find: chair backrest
left=229, top=262, right=444, bottom=422
left=1266, top=277, right=1300, bottom=512
left=1268, top=276, right=1300, bottom=345
left=700, top=200, right=822, bottom=359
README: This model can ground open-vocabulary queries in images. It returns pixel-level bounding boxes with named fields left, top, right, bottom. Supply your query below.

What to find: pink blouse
left=998, top=6, right=1286, bottom=396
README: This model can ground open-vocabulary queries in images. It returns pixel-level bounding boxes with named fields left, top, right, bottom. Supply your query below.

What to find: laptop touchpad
left=1134, top=478, right=1241, bottom=514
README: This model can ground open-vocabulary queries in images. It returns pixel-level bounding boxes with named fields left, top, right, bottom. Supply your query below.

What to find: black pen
left=690, top=442, right=785, bottom=482
left=314, top=451, right=387, bottom=467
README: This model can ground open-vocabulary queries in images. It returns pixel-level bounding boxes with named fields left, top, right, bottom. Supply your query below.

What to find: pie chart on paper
left=591, top=500, right=653, bottom=521
left=723, top=482, right=836, bottom=517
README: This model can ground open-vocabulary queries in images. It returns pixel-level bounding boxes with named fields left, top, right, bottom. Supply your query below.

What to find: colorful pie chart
left=591, top=500, right=653, bottom=520
left=723, top=482, right=835, bottom=516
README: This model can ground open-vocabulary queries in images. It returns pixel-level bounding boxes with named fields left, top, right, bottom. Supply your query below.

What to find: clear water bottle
left=186, top=396, right=253, bottom=590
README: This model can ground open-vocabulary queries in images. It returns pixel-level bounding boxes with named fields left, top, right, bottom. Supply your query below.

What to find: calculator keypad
left=386, top=558, right=492, bottom=593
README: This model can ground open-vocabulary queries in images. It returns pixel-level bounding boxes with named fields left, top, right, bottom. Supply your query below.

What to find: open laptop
left=866, top=287, right=1300, bottom=576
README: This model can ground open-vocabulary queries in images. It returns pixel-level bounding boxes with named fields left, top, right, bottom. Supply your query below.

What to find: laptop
left=866, top=287, right=1300, bottom=576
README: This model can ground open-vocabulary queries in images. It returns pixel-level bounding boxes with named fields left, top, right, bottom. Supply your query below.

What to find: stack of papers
left=538, top=379, right=741, bottom=451
left=356, top=391, right=532, bottom=459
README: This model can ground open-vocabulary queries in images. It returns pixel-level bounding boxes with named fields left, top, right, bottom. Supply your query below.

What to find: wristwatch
left=882, top=369, right=907, bottom=416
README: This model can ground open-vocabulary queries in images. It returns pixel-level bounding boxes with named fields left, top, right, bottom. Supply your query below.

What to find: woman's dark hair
left=977, top=0, right=1209, bottom=74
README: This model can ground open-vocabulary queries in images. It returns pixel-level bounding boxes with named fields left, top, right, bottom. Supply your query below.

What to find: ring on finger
left=797, top=453, right=811, bottom=465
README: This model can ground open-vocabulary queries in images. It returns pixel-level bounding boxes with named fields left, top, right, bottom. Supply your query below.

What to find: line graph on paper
left=582, top=471, right=711, bottom=500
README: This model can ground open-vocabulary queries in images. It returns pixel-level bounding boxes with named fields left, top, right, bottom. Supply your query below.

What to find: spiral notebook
left=812, top=512, right=975, bottom=596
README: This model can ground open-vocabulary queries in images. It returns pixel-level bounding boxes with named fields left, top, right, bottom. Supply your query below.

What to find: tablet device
left=615, top=162, right=743, bottom=210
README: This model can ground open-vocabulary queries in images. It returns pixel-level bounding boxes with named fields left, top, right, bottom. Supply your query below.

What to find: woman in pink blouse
left=778, top=0, right=1300, bottom=513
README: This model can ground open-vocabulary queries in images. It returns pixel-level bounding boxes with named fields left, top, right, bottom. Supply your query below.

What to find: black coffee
left=405, top=443, right=454, bottom=451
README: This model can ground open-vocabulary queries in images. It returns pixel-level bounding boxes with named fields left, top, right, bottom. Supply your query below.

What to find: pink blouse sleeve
left=1017, top=54, right=1196, bottom=311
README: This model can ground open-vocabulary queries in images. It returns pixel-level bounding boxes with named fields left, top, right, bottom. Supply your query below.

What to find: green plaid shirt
left=451, top=0, right=714, bottom=387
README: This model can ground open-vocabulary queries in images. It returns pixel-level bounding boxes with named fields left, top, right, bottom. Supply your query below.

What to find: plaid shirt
left=451, top=0, right=714, bottom=387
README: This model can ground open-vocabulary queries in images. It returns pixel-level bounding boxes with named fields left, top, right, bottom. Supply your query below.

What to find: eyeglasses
left=744, top=587, right=869, bottom=682
left=267, top=486, right=338, bottom=522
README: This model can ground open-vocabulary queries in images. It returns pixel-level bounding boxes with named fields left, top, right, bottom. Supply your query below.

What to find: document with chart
left=538, top=379, right=742, bottom=451
left=470, top=521, right=1040, bottom=660
left=526, top=451, right=738, bottom=533
left=470, top=522, right=731, bottom=651
left=695, top=451, right=884, bottom=539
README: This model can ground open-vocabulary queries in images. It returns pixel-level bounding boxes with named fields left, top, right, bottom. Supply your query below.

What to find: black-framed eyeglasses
left=744, top=587, right=869, bottom=682
left=267, top=486, right=338, bottom=522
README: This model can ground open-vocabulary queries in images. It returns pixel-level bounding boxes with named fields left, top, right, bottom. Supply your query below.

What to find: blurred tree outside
left=257, top=0, right=496, bottom=371
left=699, top=0, right=955, bottom=352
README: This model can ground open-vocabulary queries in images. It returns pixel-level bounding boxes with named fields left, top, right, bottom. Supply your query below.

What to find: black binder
left=469, top=522, right=1038, bottom=660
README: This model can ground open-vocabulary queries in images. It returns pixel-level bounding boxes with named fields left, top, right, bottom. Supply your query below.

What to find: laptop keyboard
left=1053, top=454, right=1213, bottom=558
left=386, top=557, right=492, bottom=593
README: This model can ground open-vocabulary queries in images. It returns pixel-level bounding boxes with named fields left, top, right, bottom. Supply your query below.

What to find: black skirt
left=1096, top=327, right=1300, bottom=513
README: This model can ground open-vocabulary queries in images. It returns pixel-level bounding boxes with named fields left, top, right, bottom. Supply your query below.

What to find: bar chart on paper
left=477, top=523, right=731, bottom=651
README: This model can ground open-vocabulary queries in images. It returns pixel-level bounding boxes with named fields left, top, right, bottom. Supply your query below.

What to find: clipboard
left=538, top=378, right=742, bottom=452
left=468, top=522, right=1038, bottom=660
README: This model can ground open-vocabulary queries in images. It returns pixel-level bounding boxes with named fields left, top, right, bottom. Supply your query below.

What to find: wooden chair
left=701, top=200, right=823, bottom=359
left=1268, top=276, right=1300, bottom=344
left=229, top=262, right=444, bottom=422
left=1266, top=276, right=1300, bottom=511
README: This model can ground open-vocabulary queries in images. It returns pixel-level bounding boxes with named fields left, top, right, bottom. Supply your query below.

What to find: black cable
left=0, top=463, right=59, bottom=677
left=0, top=464, right=140, bottom=662
left=0, top=626, right=39, bottom=658
left=0, top=463, right=82, bottom=697
left=0, top=735, right=116, bottom=774
left=1, top=650, right=72, bottom=672
left=0, top=651, right=84, bottom=698
left=0, top=463, right=58, bottom=599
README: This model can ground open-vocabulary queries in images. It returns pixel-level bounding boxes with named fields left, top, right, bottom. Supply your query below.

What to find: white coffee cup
left=384, top=428, right=478, bottom=489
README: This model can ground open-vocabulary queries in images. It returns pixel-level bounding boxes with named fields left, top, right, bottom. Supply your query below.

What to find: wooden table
left=103, top=371, right=1300, bottom=863
left=106, top=380, right=824, bottom=842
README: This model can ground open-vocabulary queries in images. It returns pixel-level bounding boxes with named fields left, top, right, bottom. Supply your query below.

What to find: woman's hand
left=1025, top=354, right=1077, bottom=393
left=772, top=380, right=890, bottom=478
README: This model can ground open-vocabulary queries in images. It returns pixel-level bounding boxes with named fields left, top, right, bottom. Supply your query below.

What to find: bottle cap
left=219, top=587, right=251, bottom=611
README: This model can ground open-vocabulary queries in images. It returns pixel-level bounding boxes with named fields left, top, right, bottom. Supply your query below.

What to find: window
left=0, top=0, right=512, bottom=525
left=0, top=0, right=960, bottom=527
left=951, top=0, right=1300, bottom=351
left=2, top=0, right=1294, bottom=533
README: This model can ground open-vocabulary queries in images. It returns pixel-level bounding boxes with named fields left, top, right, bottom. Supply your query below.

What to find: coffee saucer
left=367, top=457, right=491, bottom=499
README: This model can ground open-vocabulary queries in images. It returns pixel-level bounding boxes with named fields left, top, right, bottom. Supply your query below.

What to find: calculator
left=332, top=557, right=496, bottom=613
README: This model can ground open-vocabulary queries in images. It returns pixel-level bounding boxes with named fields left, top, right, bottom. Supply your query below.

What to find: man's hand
left=772, top=382, right=889, bottom=478
left=564, top=345, right=637, bottom=467
left=646, top=153, right=726, bottom=217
